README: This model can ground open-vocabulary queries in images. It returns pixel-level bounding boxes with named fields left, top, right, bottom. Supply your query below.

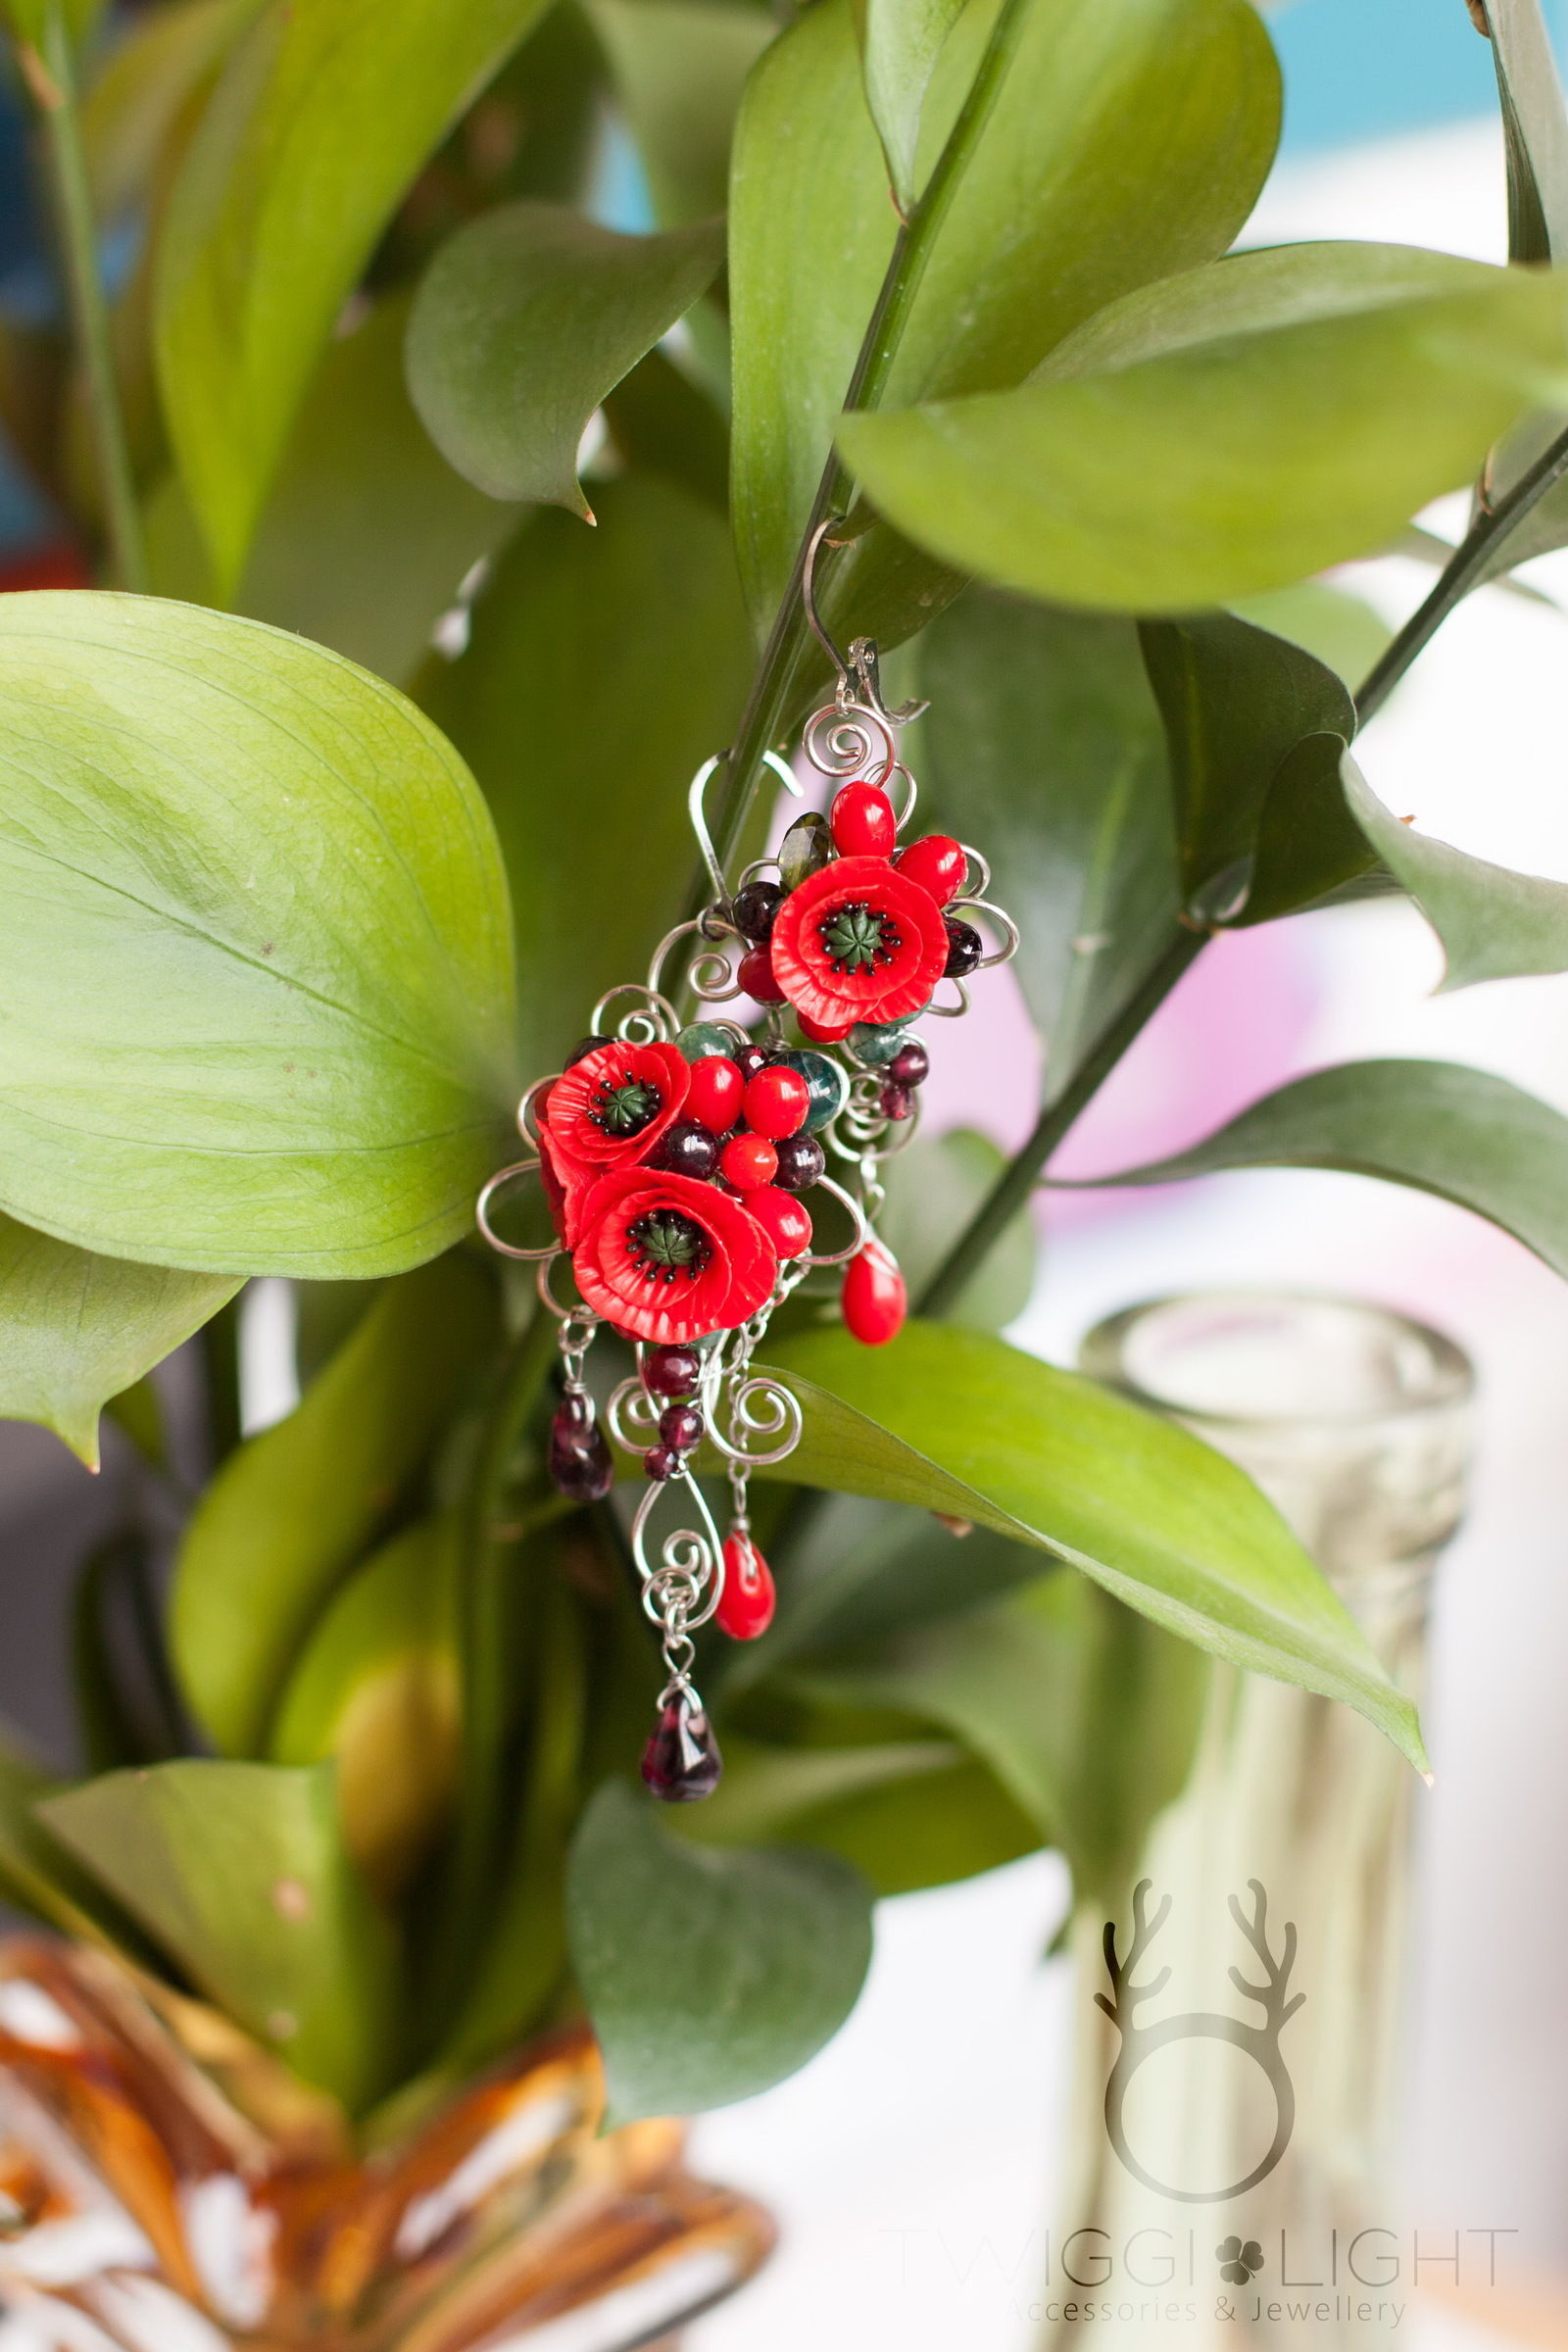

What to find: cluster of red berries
left=644, top=1041, right=823, bottom=1259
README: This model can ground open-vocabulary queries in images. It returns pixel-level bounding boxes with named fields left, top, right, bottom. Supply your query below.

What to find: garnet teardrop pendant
left=641, top=1697, right=723, bottom=1802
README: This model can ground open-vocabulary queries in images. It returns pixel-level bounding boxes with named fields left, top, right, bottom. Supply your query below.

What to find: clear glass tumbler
left=1044, top=1293, right=1473, bottom=2352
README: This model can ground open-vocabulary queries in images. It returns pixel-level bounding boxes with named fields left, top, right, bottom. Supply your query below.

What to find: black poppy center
left=592, top=1070, right=662, bottom=1136
left=819, top=900, right=902, bottom=975
left=627, top=1208, right=712, bottom=1284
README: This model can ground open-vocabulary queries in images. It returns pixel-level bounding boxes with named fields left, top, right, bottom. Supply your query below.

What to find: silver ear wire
left=688, top=748, right=804, bottom=912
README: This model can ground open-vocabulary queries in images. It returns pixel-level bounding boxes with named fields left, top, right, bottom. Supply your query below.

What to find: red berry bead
left=686, top=1054, right=744, bottom=1131
left=645, top=1444, right=681, bottom=1481
left=645, top=1345, right=702, bottom=1397
left=830, top=780, right=897, bottom=858
left=798, top=1011, right=856, bottom=1044
left=745, top=1186, right=813, bottom=1257
left=879, top=1082, right=914, bottom=1121
left=773, top=1132, right=825, bottom=1192
left=843, top=1237, right=906, bottom=1346
left=716, top=1532, right=776, bottom=1640
left=743, top=1065, right=809, bottom=1140
left=888, top=1040, right=929, bottom=1087
left=720, top=1132, right=778, bottom=1191
left=737, top=946, right=787, bottom=1004
left=896, top=834, right=967, bottom=905
left=660, top=1402, right=705, bottom=1452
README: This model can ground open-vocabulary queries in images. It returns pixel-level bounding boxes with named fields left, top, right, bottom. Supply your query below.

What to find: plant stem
left=1355, top=417, right=1568, bottom=723
left=916, top=929, right=1204, bottom=1318
left=24, top=7, right=148, bottom=591
left=704, top=0, right=1036, bottom=892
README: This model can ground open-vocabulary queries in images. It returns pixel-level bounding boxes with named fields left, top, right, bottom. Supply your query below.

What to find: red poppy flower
left=768, top=855, right=949, bottom=1029
left=537, top=1126, right=598, bottom=1248
left=571, top=1167, right=777, bottom=1344
left=540, top=1041, right=690, bottom=1173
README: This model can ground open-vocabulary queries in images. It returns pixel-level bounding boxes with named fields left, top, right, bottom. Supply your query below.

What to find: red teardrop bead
left=842, top=1237, right=906, bottom=1347
left=896, top=833, right=967, bottom=905
left=716, top=1533, right=776, bottom=1640
left=830, top=780, right=897, bottom=858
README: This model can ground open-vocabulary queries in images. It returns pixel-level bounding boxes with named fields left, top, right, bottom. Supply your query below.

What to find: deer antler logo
left=1098, top=1878, right=1304, bottom=2204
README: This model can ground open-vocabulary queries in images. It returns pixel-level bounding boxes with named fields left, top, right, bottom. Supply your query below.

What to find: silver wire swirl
left=646, top=919, right=745, bottom=1004
left=804, top=698, right=896, bottom=789
left=796, top=1169, right=872, bottom=1267
left=516, top=1073, right=558, bottom=1143
left=703, top=1370, right=804, bottom=1468
left=536, top=1250, right=595, bottom=1322
left=631, top=1470, right=725, bottom=1633
left=590, top=980, right=680, bottom=1044
left=606, top=1375, right=663, bottom=1457
left=475, top=1157, right=559, bottom=1261
left=951, top=896, right=1021, bottom=969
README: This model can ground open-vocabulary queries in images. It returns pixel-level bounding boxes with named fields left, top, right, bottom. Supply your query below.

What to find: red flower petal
left=769, top=855, right=948, bottom=1027
left=541, top=1041, right=690, bottom=1173
left=538, top=1128, right=597, bottom=1248
left=572, top=1167, right=777, bottom=1343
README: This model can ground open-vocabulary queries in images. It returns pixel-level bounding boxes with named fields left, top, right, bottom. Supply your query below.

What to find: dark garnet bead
left=888, top=1040, right=929, bottom=1087
left=880, top=1082, right=915, bottom=1121
left=731, top=879, right=783, bottom=942
left=649, top=1118, right=720, bottom=1180
left=734, top=1042, right=769, bottom=1080
left=564, top=1034, right=607, bottom=1066
left=773, top=1131, right=826, bottom=1192
left=943, top=917, right=983, bottom=978
left=548, top=1396, right=613, bottom=1501
left=642, top=1698, right=723, bottom=1801
left=644, top=1345, right=702, bottom=1397
left=644, top=1443, right=681, bottom=1481
left=661, top=1402, right=705, bottom=1452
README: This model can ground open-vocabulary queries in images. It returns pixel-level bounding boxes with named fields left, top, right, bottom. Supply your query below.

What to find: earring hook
left=802, top=514, right=928, bottom=729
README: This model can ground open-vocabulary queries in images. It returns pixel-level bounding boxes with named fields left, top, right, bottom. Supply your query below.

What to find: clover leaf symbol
left=1217, top=2236, right=1263, bottom=2285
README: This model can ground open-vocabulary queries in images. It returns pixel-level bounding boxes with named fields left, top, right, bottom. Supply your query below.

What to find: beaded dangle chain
left=477, top=540, right=1019, bottom=1801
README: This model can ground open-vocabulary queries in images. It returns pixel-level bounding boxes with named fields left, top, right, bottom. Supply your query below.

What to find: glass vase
left=1045, top=1292, right=1473, bottom=2352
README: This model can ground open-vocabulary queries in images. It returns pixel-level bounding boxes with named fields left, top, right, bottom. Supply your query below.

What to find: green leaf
left=1237, top=732, right=1383, bottom=928
left=919, top=591, right=1179, bottom=1084
left=567, top=1780, right=873, bottom=2122
left=769, top=1752, right=1041, bottom=1895
left=1486, top=0, right=1568, bottom=265
left=878, top=1128, right=1035, bottom=1330
left=730, top=0, right=1279, bottom=630
left=676, top=1732, right=962, bottom=1846
left=172, top=1253, right=498, bottom=1758
left=0, top=1717, right=153, bottom=1950
left=82, top=0, right=265, bottom=221
left=148, top=294, right=524, bottom=686
left=1074, top=1056, right=1568, bottom=1283
left=759, top=1324, right=1428, bottom=1772
left=851, top=0, right=966, bottom=210
left=73, top=1531, right=186, bottom=1772
left=799, top=1570, right=1207, bottom=1905
left=1138, top=612, right=1353, bottom=909
left=602, top=347, right=729, bottom=514
left=587, top=0, right=775, bottom=227
left=0, top=1215, right=235, bottom=1468
left=155, top=0, right=556, bottom=591
left=269, top=1517, right=460, bottom=1901
left=0, top=592, right=515, bottom=1276
left=1342, top=751, right=1568, bottom=988
left=406, top=204, right=725, bottom=514
left=837, top=243, right=1568, bottom=612
left=38, top=1761, right=402, bottom=2111
left=418, top=474, right=752, bottom=1071
left=1227, top=581, right=1393, bottom=694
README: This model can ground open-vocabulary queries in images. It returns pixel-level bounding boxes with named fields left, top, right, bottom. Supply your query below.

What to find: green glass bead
left=771, top=1049, right=848, bottom=1132
left=676, top=1022, right=737, bottom=1061
left=778, top=810, right=832, bottom=895
left=849, top=1012, right=923, bottom=1066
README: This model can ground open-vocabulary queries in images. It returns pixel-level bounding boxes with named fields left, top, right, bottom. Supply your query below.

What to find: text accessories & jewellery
left=475, top=527, right=1019, bottom=1800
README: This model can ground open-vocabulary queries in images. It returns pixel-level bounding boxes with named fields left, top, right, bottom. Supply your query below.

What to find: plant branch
left=916, top=928, right=1204, bottom=1318
left=24, top=8, right=148, bottom=591
left=703, top=0, right=1035, bottom=894
left=1355, top=417, right=1568, bottom=723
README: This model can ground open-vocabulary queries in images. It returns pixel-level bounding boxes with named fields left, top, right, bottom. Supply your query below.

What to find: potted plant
left=0, top=0, right=1564, bottom=2338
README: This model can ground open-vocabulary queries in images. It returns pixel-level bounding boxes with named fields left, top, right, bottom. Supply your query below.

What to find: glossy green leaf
left=0, top=593, right=515, bottom=1276
left=0, top=1216, right=235, bottom=1468
left=0, top=1719, right=148, bottom=1950
left=770, top=1752, right=1041, bottom=1895
left=155, top=0, right=556, bottom=590
left=1236, top=732, right=1383, bottom=928
left=601, top=348, right=729, bottom=514
left=678, top=1733, right=961, bottom=1846
left=730, top=0, right=1279, bottom=629
left=39, top=1761, right=402, bottom=2110
left=1139, top=612, right=1353, bottom=910
left=852, top=0, right=966, bottom=209
left=148, top=295, right=523, bottom=686
left=269, top=1517, right=459, bottom=1901
left=1227, top=582, right=1393, bottom=694
left=82, top=0, right=264, bottom=221
left=1342, top=752, right=1568, bottom=987
left=919, top=591, right=1179, bottom=1085
left=406, top=204, right=725, bottom=514
left=1488, top=0, right=1568, bottom=264
left=419, top=474, right=752, bottom=1071
left=759, top=1324, right=1427, bottom=1771
left=1075, top=1057, right=1568, bottom=1283
left=568, top=1780, right=873, bottom=2122
left=588, top=0, right=775, bottom=226
left=800, top=1570, right=1207, bottom=1904
left=172, top=1253, right=498, bottom=1758
left=837, top=244, right=1568, bottom=612
left=878, top=1128, right=1035, bottom=1330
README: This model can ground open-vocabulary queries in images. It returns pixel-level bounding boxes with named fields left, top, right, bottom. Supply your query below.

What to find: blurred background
left=5, top=1, right=1568, bottom=2346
